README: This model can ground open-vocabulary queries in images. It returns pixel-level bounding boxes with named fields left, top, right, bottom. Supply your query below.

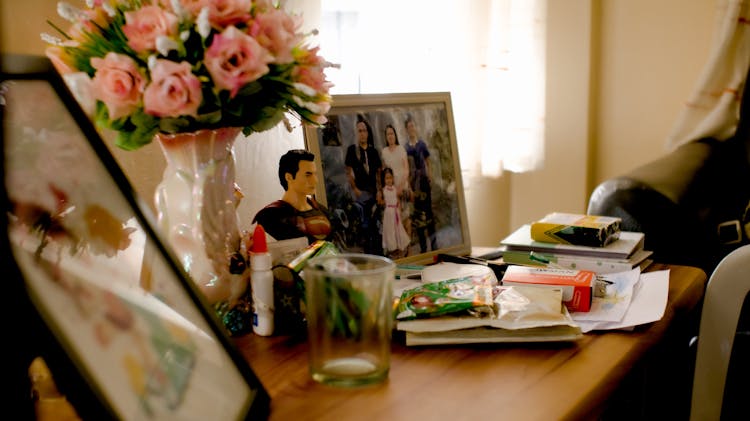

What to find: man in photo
left=405, top=115, right=438, bottom=253
left=345, top=114, right=383, bottom=254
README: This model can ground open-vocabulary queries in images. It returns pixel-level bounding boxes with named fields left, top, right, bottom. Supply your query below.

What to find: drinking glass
left=302, top=253, right=395, bottom=387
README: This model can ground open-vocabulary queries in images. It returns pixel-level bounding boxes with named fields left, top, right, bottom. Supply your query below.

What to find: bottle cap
left=250, top=224, right=272, bottom=270
left=251, top=224, right=268, bottom=254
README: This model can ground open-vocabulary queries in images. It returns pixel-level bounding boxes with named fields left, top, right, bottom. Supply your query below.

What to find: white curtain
left=479, top=0, right=546, bottom=175
left=666, top=0, right=750, bottom=150
left=318, top=0, right=546, bottom=178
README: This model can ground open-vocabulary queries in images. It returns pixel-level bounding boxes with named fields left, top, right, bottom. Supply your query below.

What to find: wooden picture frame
left=1, top=55, right=269, bottom=420
left=304, top=92, right=471, bottom=264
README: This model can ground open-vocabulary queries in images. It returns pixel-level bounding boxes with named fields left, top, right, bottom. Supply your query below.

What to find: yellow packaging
left=530, top=212, right=621, bottom=247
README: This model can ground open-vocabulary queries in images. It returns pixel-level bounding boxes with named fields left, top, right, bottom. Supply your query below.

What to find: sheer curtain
left=666, top=0, right=750, bottom=150
left=480, top=0, right=546, bottom=175
left=318, top=0, right=546, bottom=178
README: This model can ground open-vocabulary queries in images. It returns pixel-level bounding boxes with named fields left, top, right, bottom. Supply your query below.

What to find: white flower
left=292, top=82, right=317, bottom=97
left=156, top=35, right=179, bottom=56
left=197, top=8, right=211, bottom=39
left=170, top=0, right=187, bottom=20
left=101, top=2, right=116, bottom=17
left=57, top=2, right=86, bottom=23
left=148, top=55, right=158, bottom=72
left=292, top=95, right=326, bottom=115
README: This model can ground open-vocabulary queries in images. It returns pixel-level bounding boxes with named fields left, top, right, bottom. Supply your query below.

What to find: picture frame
left=1, top=55, right=269, bottom=419
left=304, top=92, right=471, bottom=264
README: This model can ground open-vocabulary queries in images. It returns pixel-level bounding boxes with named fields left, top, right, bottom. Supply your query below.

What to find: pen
left=528, top=252, right=566, bottom=269
left=436, top=254, right=508, bottom=278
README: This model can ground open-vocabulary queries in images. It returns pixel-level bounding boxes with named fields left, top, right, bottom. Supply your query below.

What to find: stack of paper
left=569, top=268, right=670, bottom=332
left=395, top=281, right=583, bottom=346
left=499, top=224, right=653, bottom=274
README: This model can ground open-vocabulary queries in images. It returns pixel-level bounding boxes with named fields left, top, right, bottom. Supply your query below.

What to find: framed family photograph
left=304, top=92, right=471, bottom=264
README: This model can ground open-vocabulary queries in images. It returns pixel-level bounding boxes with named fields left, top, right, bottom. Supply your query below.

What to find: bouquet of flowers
left=43, top=0, right=333, bottom=151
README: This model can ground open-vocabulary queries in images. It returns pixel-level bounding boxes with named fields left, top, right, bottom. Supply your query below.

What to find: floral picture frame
left=1, top=55, right=269, bottom=420
left=304, top=92, right=471, bottom=264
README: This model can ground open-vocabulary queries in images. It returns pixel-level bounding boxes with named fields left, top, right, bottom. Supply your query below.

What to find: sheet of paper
left=571, top=268, right=640, bottom=322
left=575, top=270, right=670, bottom=333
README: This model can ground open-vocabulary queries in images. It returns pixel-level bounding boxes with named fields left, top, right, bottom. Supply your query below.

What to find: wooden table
left=233, top=263, right=706, bottom=421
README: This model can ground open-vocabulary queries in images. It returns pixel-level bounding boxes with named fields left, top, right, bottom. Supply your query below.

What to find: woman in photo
left=380, top=124, right=410, bottom=193
left=380, top=123, right=412, bottom=240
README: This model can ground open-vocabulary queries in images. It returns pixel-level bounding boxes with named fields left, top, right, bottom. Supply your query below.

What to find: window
left=317, top=0, right=546, bottom=176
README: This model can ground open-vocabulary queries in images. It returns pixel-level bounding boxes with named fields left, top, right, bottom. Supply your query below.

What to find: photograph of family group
left=305, top=92, right=470, bottom=263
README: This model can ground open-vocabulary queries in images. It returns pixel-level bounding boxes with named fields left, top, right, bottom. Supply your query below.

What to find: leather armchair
left=587, top=135, right=750, bottom=275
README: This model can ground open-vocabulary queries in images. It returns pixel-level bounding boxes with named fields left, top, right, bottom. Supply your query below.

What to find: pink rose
left=90, top=53, right=145, bottom=120
left=143, top=60, right=203, bottom=117
left=293, top=48, right=333, bottom=94
left=205, top=26, right=272, bottom=98
left=293, top=66, right=332, bottom=95
left=249, top=8, right=301, bottom=64
left=122, top=5, right=179, bottom=53
left=182, top=0, right=252, bottom=27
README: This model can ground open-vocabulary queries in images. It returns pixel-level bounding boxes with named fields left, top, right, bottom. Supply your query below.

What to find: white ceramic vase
left=154, top=127, right=249, bottom=312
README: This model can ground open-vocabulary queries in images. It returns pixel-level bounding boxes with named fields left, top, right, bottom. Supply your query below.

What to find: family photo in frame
left=304, top=92, right=471, bottom=264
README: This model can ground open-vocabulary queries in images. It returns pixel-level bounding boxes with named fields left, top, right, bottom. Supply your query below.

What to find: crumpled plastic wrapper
left=396, top=282, right=579, bottom=333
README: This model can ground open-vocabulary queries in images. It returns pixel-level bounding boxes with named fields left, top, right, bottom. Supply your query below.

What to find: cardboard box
left=501, top=265, right=594, bottom=312
left=530, top=212, right=621, bottom=247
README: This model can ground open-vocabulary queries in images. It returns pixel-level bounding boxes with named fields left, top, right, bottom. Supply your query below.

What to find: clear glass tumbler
left=302, top=253, right=395, bottom=387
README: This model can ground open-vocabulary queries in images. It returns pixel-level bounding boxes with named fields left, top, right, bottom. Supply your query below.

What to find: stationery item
left=436, top=253, right=508, bottom=279
left=302, top=254, right=395, bottom=387
left=530, top=212, right=621, bottom=247
left=501, top=249, right=654, bottom=274
left=573, top=270, right=669, bottom=332
left=501, top=265, right=595, bottom=312
left=501, top=224, right=645, bottom=259
left=250, top=224, right=274, bottom=336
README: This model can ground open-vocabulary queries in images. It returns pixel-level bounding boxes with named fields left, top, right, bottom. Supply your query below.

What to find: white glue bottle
left=250, top=224, right=274, bottom=336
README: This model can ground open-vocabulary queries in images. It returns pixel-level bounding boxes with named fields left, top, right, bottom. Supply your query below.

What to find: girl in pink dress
left=379, top=167, right=411, bottom=258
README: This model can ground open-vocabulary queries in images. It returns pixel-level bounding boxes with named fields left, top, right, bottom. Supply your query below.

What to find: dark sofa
left=587, top=135, right=750, bottom=275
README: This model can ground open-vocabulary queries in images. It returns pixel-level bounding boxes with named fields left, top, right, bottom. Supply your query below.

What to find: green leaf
left=250, top=109, right=285, bottom=132
left=115, top=127, right=158, bottom=151
left=158, top=117, right=192, bottom=133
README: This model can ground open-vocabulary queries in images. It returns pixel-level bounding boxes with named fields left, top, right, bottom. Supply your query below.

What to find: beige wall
left=595, top=0, right=714, bottom=182
left=2, top=0, right=718, bottom=247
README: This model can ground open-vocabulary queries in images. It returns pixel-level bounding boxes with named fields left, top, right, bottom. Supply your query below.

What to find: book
left=501, top=224, right=645, bottom=259
left=403, top=325, right=583, bottom=346
left=501, top=248, right=654, bottom=274
left=500, top=266, right=595, bottom=312
left=530, top=212, right=621, bottom=247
